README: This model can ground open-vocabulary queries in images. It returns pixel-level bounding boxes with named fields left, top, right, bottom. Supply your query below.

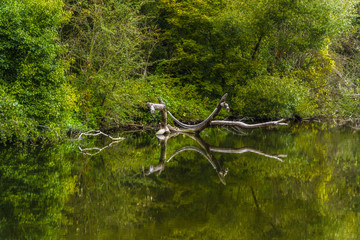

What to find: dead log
left=147, top=93, right=287, bottom=134
left=167, top=93, right=230, bottom=133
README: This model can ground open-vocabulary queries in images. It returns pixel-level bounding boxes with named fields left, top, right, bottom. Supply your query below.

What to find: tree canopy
left=0, top=0, right=360, bottom=142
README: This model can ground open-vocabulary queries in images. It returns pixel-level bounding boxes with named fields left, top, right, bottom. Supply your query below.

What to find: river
left=1, top=123, right=359, bottom=239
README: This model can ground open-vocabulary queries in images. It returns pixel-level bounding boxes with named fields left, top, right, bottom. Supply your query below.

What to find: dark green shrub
left=0, top=87, right=36, bottom=143
left=233, top=76, right=316, bottom=118
left=0, top=0, right=75, bottom=142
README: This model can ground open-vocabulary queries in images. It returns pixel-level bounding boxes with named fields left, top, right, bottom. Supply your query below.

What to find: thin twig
left=77, top=130, right=124, bottom=141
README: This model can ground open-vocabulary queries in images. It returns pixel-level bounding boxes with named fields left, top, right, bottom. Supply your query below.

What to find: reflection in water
left=1, top=125, right=360, bottom=239
left=146, top=132, right=285, bottom=184
left=0, top=145, right=74, bottom=240
left=78, top=140, right=123, bottom=156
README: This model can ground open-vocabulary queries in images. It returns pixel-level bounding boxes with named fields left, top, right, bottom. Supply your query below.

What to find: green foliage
left=1, top=0, right=360, bottom=140
left=0, top=87, right=36, bottom=143
left=144, top=0, right=358, bottom=119
left=0, top=0, right=77, bottom=143
left=0, top=144, right=74, bottom=239
left=234, top=75, right=316, bottom=118
left=61, top=0, right=152, bottom=128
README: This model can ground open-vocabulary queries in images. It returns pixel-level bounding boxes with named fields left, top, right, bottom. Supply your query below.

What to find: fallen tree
left=147, top=93, right=287, bottom=135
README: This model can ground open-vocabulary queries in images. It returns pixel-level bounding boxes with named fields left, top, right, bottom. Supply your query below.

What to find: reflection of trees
left=0, top=145, right=73, bottom=240
left=59, top=126, right=360, bottom=239
left=61, top=132, right=158, bottom=238
left=140, top=126, right=360, bottom=240
left=146, top=132, right=285, bottom=184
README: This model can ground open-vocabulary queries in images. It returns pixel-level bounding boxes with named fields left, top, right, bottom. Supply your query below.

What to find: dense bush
left=144, top=0, right=358, bottom=119
left=233, top=75, right=315, bottom=119
left=61, top=0, right=153, bottom=128
left=0, top=87, right=36, bottom=143
left=0, top=0, right=77, bottom=143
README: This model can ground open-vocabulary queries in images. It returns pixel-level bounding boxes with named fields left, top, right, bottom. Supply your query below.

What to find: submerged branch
left=77, top=130, right=124, bottom=141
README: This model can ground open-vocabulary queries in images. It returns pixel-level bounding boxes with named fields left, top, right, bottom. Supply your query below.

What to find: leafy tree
left=61, top=0, right=156, bottom=128
left=146, top=0, right=358, bottom=118
left=0, top=86, right=36, bottom=143
left=0, top=0, right=76, bottom=142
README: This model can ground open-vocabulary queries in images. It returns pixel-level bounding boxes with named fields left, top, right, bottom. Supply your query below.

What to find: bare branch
left=146, top=102, right=166, bottom=114
left=167, top=93, right=229, bottom=132
left=147, top=93, right=287, bottom=134
left=210, top=119, right=287, bottom=128
left=77, top=130, right=124, bottom=141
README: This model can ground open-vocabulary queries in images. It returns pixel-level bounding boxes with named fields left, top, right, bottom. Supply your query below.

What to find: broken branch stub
left=146, top=98, right=169, bottom=135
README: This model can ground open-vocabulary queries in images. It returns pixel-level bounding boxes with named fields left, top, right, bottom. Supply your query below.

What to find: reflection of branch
left=145, top=133, right=171, bottom=176
left=166, top=146, right=228, bottom=185
left=79, top=140, right=122, bottom=156
left=210, top=147, right=286, bottom=162
left=146, top=132, right=285, bottom=185
left=77, top=130, right=124, bottom=141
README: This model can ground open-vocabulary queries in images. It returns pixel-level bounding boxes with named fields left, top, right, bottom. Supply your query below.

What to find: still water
left=1, top=123, right=360, bottom=239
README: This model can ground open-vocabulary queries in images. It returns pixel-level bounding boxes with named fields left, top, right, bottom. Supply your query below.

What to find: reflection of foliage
left=0, top=145, right=74, bottom=239
left=62, top=132, right=160, bottom=237
left=1, top=126, right=359, bottom=238
left=59, top=125, right=360, bottom=239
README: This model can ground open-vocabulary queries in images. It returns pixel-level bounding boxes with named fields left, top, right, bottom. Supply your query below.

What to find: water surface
left=1, top=124, right=360, bottom=239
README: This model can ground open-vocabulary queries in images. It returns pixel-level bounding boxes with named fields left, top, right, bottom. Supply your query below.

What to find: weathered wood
left=77, top=130, right=124, bottom=141
left=146, top=102, right=166, bottom=114
left=147, top=98, right=170, bottom=134
left=210, top=119, right=287, bottom=128
left=167, top=93, right=229, bottom=132
left=147, top=93, right=287, bottom=134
